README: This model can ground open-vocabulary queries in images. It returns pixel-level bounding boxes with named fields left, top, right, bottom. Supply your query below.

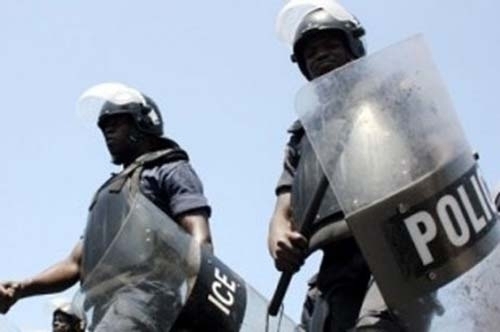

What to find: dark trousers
left=300, top=239, right=394, bottom=332
left=300, top=239, right=437, bottom=332
left=312, top=239, right=371, bottom=332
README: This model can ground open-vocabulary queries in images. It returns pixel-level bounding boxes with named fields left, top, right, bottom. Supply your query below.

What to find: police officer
left=267, top=5, right=386, bottom=332
left=0, top=83, right=213, bottom=331
left=52, top=303, right=85, bottom=332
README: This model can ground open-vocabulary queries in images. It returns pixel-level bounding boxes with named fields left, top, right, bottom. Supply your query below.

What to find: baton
left=268, top=174, right=330, bottom=316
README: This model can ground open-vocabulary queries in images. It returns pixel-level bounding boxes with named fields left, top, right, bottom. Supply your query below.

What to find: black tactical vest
left=81, top=148, right=188, bottom=283
left=290, top=123, right=344, bottom=232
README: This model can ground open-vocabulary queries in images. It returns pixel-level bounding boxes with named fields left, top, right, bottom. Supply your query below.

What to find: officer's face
left=99, top=114, right=137, bottom=165
left=52, top=312, right=73, bottom=332
left=303, top=33, right=354, bottom=79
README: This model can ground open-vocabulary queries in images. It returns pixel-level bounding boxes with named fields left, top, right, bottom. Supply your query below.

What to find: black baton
left=268, top=174, right=330, bottom=316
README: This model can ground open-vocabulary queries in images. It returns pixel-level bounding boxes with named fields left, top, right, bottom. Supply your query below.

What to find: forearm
left=18, top=260, right=79, bottom=299
left=195, top=228, right=212, bottom=246
left=18, top=240, right=82, bottom=299
left=189, top=224, right=213, bottom=252
left=269, top=192, right=293, bottom=232
left=179, top=212, right=213, bottom=253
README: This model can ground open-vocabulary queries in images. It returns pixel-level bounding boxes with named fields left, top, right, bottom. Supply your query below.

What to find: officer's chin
left=110, top=150, right=138, bottom=166
left=110, top=157, right=122, bottom=165
left=109, top=152, right=125, bottom=165
left=310, top=60, right=348, bottom=79
left=310, top=65, right=334, bottom=80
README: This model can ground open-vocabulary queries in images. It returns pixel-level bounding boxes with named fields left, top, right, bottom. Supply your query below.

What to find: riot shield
left=72, top=193, right=297, bottom=331
left=296, top=34, right=500, bottom=330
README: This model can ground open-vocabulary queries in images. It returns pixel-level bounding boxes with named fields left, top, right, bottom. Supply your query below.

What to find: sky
left=0, top=0, right=499, bottom=331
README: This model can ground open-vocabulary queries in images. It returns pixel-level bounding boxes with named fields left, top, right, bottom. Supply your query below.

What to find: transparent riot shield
left=297, top=34, right=500, bottom=331
left=241, top=286, right=297, bottom=332
left=72, top=193, right=198, bottom=331
left=72, top=193, right=297, bottom=331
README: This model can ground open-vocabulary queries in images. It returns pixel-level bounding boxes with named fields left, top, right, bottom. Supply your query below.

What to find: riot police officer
left=0, top=83, right=213, bottom=331
left=52, top=303, right=85, bottom=332
left=267, top=5, right=388, bottom=332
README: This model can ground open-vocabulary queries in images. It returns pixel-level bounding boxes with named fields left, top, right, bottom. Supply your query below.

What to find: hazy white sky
left=0, top=0, right=498, bottom=330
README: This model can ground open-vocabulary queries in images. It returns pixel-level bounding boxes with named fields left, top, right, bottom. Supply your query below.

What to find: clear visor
left=76, top=82, right=146, bottom=125
left=276, top=0, right=359, bottom=47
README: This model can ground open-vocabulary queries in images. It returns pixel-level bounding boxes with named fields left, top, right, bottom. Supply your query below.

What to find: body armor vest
left=81, top=148, right=188, bottom=283
left=291, top=126, right=344, bottom=232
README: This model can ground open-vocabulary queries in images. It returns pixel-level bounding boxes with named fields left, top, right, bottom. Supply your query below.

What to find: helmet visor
left=276, top=0, right=360, bottom=47
left=76, top=82, right=146, bottom=126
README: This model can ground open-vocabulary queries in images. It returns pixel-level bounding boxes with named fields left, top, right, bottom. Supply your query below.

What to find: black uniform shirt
left=276, top=120, right=305, bottom=195
left=140, top=160, right=211, bottom=219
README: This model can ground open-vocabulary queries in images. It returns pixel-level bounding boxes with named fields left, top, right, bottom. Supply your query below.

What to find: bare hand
left=268, top=218, right=308, bottom=273
left=0, top=282, right=20, bottom=314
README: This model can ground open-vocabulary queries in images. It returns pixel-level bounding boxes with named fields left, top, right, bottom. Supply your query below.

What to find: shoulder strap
left=88, top=148, right=188, bottom=209
left=135, top=148, right=188, bottom=168
left=127, top=148, right=188, bottom=197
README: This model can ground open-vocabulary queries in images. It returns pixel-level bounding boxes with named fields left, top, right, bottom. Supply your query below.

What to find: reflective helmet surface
left=292, top=7, right=366, bottom=79
left=78, top=82, right=164, bottom=137
left=53, top=303, right=75, bottom=316
left=53, top=303, right=85, bottom=331
left=98, top=92, right=163, bottom=137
